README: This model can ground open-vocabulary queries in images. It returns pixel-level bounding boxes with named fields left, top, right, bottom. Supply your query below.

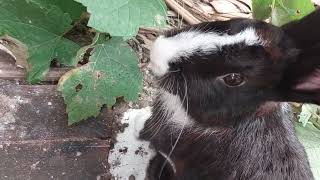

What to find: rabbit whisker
left=150, top=75, right=178, bottom=139
left=158, top=73, right=188, bottom=178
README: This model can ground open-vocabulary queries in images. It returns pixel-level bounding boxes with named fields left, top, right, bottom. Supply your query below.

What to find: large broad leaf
left=296, top=123, right=320, bottom=179
left=0, top=0, right=83, bottom=83
left=58, top=37, right=143, bottom=125
left=49, top=0, right=86, bottom=21
left=75, top=0, right=167, bottom=37
left=252, top=0, right=315, bottom=26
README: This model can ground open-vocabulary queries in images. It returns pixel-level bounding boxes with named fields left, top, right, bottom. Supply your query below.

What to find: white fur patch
left=108, top=107, right=156, bottom=180
left=159, top=91, right=194, bottom=128
left=149, top=28, right=262, bottom=76
left=159, top=91, right=226, bottom=137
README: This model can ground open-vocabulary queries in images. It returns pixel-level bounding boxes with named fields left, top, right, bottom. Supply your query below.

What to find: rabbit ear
left=279, top=9, right=320, bottom=104
left=281, top=9, right=320, bottom=49
left=280, top=44, right=320, bottom=104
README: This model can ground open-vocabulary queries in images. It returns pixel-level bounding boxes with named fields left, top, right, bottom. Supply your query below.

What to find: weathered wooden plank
left=0, top=81, right=113, bottom=140
left=0, top=140, right=110, bottom=180
left=0, top=80, right=114, bottom=180
left=0, top=50, right=71, bottom=81
left=0, top=61, right=71, bottom=81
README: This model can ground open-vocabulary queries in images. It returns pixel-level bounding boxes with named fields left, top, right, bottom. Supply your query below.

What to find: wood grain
left=0, top=80, right=113, bottom=180
left=0, top=50, right=71, bottom=82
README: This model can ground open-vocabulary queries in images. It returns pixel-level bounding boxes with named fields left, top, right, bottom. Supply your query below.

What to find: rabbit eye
left=222, top=73, right=245, bottom=87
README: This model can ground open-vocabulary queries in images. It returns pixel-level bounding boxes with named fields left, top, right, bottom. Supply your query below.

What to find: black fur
left=282, top=9, right=320, bottom=49
left=141, top=9, right=320, bottom=180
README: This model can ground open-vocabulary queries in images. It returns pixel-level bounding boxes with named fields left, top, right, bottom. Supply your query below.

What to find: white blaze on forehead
left=149, top=28, right=262, bottom=76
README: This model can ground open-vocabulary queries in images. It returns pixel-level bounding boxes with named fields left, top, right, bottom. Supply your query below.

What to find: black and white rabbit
left=140, top=9, right=320, bottom=180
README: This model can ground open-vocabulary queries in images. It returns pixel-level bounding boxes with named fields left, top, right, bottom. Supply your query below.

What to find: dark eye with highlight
left=221, top=73, right=245, bottom=87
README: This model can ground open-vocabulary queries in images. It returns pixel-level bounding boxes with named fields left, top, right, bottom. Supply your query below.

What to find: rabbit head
left=148, top=14, right=320, bottom=126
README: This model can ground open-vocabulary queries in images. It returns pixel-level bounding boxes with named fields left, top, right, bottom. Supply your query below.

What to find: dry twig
left=165, top=0, right=201, bottom=24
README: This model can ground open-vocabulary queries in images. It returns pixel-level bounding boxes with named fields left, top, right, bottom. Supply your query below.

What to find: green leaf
left=296, top=123, right=320, bottom=179
left=0, top=0, right=81, bottom=83
left=252, top=0, right=315, bottom=26
left=44, top=0, right=86, bottom=21
left=252, top=0, right=273, bottom=20
left=75, top=0, right=167, bottom=37
left=58, top=37, right=143, bottom=124
left=271, top=0, right=315, bottom=26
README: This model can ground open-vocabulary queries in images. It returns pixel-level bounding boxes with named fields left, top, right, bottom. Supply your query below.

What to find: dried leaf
left=0, top=35, right=29, bottom=69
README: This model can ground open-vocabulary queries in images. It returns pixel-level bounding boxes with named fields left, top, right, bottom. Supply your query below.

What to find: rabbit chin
left=149, top=27, right=264, bottom=77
